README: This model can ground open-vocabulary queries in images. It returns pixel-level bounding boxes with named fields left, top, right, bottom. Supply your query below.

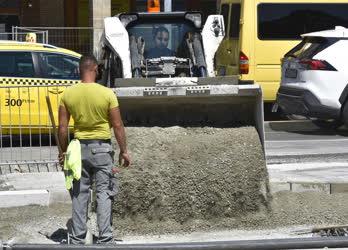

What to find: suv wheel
left=312, top=119, right=343, bottom=130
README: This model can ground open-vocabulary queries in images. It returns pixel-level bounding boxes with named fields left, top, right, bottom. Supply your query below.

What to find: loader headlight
left=185, top=12, right=202, bottom=28
left=119, top=13, right=138, bottom=27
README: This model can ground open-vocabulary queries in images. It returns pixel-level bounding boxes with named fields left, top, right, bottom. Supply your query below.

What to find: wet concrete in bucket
left=112, top=126, right=269, bottom=234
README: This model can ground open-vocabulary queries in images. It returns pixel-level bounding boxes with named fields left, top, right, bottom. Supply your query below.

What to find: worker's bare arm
left=109, top=107, right=131, bottom=167
left=58, top=105, right=70, bottom=165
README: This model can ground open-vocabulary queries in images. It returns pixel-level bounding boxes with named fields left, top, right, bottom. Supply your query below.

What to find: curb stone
left=270, top=182, right=348, bottom=194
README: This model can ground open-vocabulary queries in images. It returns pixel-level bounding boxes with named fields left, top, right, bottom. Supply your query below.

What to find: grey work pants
left=70, top=142, right=118, bottom=244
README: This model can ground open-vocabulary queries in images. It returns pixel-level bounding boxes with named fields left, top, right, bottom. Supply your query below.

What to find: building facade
left=0, top=0, right=218, bottom=54
left=0, top=0, right=218, bottom=28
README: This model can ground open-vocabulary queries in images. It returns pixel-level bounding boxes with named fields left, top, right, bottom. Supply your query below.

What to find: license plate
left=285, top=68, right=297, bottom=78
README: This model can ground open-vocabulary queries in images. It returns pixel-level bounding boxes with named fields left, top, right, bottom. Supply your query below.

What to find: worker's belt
left=79, top=139, right=111, bottom=145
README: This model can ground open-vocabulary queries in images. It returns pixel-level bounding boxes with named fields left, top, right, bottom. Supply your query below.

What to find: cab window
left=230, top=4, right=241, bottom=39
left=38, top=52, right=80, bottom=79
left=127, top=20, right=197, bottom=59
left=0, top=52, right=35, bottom=77
left=220, top=4, right=229, bottom=37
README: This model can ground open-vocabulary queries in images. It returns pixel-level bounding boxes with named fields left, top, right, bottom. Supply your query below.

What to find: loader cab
left=119, top=12, right=207, bottom=78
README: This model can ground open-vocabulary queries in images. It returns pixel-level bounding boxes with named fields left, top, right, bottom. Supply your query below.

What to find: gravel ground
left=1, top=126, right=347, bottom=244
left=1, top=192, right=348, bottom=244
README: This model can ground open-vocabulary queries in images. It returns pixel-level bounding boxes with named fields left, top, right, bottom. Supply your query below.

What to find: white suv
left=276, top=26, right=348, bottom=129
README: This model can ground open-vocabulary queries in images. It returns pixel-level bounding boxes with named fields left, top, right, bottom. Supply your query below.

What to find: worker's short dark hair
left=79, top=55, right=98, bottom=73
left=153, top=26, right=169, bottom=37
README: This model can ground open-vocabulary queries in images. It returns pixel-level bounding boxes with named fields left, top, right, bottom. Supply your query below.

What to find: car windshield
left=38, top=52, right=80, bottom=79
left=127, top=20, right=198, bottom=59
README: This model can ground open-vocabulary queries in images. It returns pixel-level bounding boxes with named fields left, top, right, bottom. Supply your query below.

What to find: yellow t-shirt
left=60, top=83, right=119, bottom=139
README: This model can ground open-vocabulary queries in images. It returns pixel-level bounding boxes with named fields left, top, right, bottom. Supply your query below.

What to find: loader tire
left=342, top=100, right=348, bottom=127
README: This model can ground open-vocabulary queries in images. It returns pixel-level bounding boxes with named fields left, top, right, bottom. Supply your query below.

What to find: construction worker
left=58, top=55, right=131, bottom=244
left=145, top=26, right=175, bottom=59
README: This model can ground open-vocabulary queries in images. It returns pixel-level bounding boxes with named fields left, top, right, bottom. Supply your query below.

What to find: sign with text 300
left=4, top=98, right=35, bottom=106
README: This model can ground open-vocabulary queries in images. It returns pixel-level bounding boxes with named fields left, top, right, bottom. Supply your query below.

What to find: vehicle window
left=220, top=4, right=230, bottom=37
left=127, top=19, right=198, bottom=59
left=230, top=4, right=241, bottom=39
left=38, top=53, right=80, bottom=79
left=0, top=52, right=34, bottom=77
left=258, top=4, right=348, bottom=40
left=285, top=37, right=338, bottom=59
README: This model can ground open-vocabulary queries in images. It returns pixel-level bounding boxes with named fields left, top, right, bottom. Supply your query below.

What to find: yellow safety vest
left=64, top=139, right=81, bottom=190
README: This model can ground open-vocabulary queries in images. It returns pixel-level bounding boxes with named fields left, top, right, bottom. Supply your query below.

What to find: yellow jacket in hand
left=64, top=139, right=81, bottom=190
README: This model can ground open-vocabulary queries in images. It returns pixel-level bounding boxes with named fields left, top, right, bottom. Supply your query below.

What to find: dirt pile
left=112, top=126, right=269, bottom=226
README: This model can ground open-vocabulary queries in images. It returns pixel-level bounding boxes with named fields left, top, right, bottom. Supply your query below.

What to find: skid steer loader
left=96, top=12, right=270, bottom=225
left=97, top=11, right=265, bottom=147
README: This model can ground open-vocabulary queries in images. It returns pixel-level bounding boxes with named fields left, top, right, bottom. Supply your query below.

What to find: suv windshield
left=285, top=37, right=338, bottom=59
left=127, top=20, right=198, bottom=59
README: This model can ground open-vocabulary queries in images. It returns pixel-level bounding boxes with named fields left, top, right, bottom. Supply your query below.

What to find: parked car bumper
left=277, top=86, right=340, bottom=120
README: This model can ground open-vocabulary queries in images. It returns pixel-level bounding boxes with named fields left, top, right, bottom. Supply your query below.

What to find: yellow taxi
left=0, top=41, right=81, bottom=135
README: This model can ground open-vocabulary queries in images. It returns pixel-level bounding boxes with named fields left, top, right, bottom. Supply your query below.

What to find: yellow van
left=216, top=0, right=348, bottom=102
left=0, top=41, right=81, bottom=135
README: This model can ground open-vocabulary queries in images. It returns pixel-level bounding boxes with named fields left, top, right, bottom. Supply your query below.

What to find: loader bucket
left=111, top=76, right=269, bottom=226
left=113, top=76, right=265, bottom=150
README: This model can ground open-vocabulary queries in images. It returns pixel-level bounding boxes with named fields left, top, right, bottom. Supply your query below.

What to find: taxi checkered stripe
left=0, top=77, right=80, bottom=85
